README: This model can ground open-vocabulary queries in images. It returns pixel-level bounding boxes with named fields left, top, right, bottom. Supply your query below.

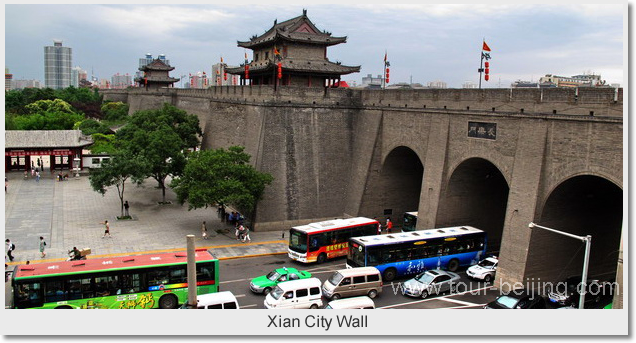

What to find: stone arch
left=359, top=146, right=423, bottom=227
left=435, top=157, right=510, bottom=253
left=525, top=175, right=623, bottom=283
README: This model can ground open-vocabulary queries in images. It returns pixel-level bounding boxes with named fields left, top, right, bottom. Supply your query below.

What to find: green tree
left=170, top=146, right=274, bottom=223
left=116, top=103, right=202, bottom=203
left=89, top=133, right=117, bottom=155
left=89, top=153, right=144, bottom=218
left=75, top=118, right=114, bottom=136
left=101, top=101, right=129, bottom=122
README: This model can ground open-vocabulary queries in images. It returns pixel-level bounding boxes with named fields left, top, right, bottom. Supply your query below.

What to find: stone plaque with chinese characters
left=468, top=122, right=497, bottom=140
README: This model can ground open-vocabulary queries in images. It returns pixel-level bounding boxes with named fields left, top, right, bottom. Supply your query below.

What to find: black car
left=484, top=289, right=546, bottom=309
left=547, top=275, right=615, bottom=308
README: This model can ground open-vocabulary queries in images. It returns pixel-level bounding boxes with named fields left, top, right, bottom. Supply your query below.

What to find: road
left=219, top=255, right=500, bottom=309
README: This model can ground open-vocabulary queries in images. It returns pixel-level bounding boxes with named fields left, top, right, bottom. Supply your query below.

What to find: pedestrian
left=124, top=201, right=130, bottom=217
left=35, top=170, right=40, bottom=183
left=5, top=239, right=15, bottom=262
left=102, top=220, right=111, bottom=238
left=241, top=226, right=251, bottom=243
left=373, top=217, right=382, bottom=235
left=201, top=221, right=208, bottom=240
left=386, top=217, right=393, bottom=234
left=39, top=236, right=47, bottom=258
left=235, top=224, right=242, bottom=241
left=31, top=167, right=35, bottom=177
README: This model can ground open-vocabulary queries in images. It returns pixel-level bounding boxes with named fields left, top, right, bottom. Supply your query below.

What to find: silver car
left=402, top=269, right=461, bottom=298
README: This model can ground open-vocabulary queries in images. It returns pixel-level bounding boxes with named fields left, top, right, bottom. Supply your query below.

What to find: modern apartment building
left=5, top=67, right=12, bottom=91
left=111, top=73, right=132, bottom=89
left=71, top=66, right=87, bottom=88
left=44, top=40, right=72, bottom=89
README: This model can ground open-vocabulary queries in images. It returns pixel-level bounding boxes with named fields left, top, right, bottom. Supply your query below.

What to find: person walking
left=201, top=221, right=209, bottom=240
left=35, top=170, right=40, bottom=183
left=241, top=226, right=251, bottom=243
left=386, top=217, right=393, bottom=234
left=102, top=220, right=111, bottom=238
left=39, top=236, right=47, bottom=258
left=5, top=239, right=15, bottom=262
left=124, top=201, right=130, bottom=217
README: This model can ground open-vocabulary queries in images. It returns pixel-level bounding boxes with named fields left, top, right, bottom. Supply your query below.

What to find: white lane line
left=436, top=297, right=480, bottom=307
left=234, top=294, right=246, bottom=298
left=377, top=285, right=493, bottom=309
left=220, top=278, right=251, bottom=284
left=241, top=304, right=258, bottom=308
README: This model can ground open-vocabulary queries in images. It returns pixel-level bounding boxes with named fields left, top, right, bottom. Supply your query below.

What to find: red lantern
left=485, top=74, right=490, bottom=81
left=385, top=67, right=390, bottom=84
left=277, top=63, right=282, bottom=79
left=245, top=65, right=249, bottom=79
left=485, top=61, right=489, bottom=68
left=224, top=72, right=227, bottom=81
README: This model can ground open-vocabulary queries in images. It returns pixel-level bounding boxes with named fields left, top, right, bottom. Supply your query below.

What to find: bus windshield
left=349, top=243, right=367, bottom=267
left=402, top=212, right=418, bottom=232
left=289, top=229, right=307, bottom=253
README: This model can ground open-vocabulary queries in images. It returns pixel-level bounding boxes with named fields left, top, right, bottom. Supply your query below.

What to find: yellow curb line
left=5, top=240, right=288, bottom=266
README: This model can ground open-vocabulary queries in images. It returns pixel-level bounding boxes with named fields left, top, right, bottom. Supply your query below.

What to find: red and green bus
left=10, top=250, right=219, bottom=309
left=288, top=217, right=380, bottom=264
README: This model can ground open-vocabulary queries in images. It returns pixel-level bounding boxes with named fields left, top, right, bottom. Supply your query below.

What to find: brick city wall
left=101, top=86, right=623, bottom=285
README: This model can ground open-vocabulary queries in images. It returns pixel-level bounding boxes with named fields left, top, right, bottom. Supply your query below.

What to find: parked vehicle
left=548, top=275, right=615, bottom=308
left=466, top=256, right=498, bottom=282
left=402, top=269, right=461, bottom=298
left=250, top=267, right=312, bottom=295
left=322, top=267, right=382, bottom=300
left=264, top=278, right=323, bottom=309
left=324, top=296, right=375, bottom=309
left=191, top=291, right=240, bottom=309
left=484, top=289, right=546, bottom=309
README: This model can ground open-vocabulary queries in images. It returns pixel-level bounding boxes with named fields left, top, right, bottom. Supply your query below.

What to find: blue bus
left=347, top=226, right=486, bottom=281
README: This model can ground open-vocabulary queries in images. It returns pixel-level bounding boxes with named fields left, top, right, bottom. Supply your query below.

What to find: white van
left=322, top=267, right=382, bottom=300
left=264, top=278, right=323, bottom=309
left=324, top=296, right=375, bottom=309
left=196, top=291, right=240, bottom=309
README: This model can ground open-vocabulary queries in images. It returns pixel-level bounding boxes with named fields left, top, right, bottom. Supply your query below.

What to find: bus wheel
left=331, top=293, right=341, bottom=300
left=310, top=304, right=319, bottom=309
left=55, top=305, right=73, bottom=309
left=447, top=259, right=459, bottom=272
left=383, top=268, right=396, bottom=282
left=317, top=253, right=327, bottom=264
left=159, top=294, right=179, bottom=309
left=368, top=290, right=378, bottom=299
left=263, top=287, right=272, bottom=295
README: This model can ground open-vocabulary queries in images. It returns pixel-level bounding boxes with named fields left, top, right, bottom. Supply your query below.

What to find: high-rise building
left=5, top=67, right=13, bottom=91
left=111, top=73, right=132, bottom=89
left=44, top=40, right=72, bottom=89
left=12, top=79, right=42, bottom=90
left=71, top=66, right=87, bottom=88
left=211, top=63, right=239, bottom=86
left=136, top=53, right=170, bottom=80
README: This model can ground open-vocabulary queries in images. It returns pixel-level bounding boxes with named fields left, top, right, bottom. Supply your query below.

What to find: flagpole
left=479, top=51, right=484, bottom=89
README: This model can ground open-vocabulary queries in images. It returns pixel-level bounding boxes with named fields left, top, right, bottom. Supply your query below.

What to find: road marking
left=234, top=294, right=246, bottom=298
left=377, top=285, right=493, bottom=309
left=241, top=304, right=257, bottom=308
left=436, top=297, right=480, bottom=307
left=220, top=278, right=251, bottom=284
left=438, top=304, right=486, bottom=309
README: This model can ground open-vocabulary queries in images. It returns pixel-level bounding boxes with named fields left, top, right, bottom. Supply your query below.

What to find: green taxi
left=249, top=267, right=312, bottom=295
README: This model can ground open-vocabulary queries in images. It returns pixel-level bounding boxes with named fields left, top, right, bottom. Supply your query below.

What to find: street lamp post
left=73, top=157, right=81, bottom=179
left=528, top=222, right=592, bottom=310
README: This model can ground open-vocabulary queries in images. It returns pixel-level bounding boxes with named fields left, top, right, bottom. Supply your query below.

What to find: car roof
left=326, top=296, right=375, bottom=309
left=275, top=277, right=321, bottom=291
left=276, top=267, right=300, bottom=274
left=334, top=267, right=379, bottom=277
left=197, top=291, right=238, bottom=304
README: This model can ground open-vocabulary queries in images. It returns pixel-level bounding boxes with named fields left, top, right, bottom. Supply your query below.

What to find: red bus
left=288, top=217, right=380, bottom=263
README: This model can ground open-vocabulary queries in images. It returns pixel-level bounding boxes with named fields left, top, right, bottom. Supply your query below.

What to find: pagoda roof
left=134, top=76, right=180, bottom=83
left=237, top=10, right=347, bottom=49
left=139, top=58, right=175, bottom=72
left=226, top=59, right=360, bottom=76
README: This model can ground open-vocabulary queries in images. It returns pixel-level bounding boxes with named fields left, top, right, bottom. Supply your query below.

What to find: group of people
left=373, top=217, right=393, bottom=234
left=204, top=207, right=252, bottom=243
left=5, top=236, right=47, bottom=266
left=235, top=224, right=251, bottom=243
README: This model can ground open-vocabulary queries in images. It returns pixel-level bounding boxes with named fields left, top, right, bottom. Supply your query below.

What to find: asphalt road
left=219, top=255, right=500, bottom=310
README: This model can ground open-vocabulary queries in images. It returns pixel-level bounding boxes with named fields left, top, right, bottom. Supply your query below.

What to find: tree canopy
left=9, top=99, right=85, bottom=130
left=88, top=153, right=145, bottom=218
left=171, top=146, right=274, bottom=219
left=115, top=103, right=203, bottom=203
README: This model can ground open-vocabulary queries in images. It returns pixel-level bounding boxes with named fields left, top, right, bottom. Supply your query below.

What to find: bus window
left=95, top=275, right=119, bottom=296
left=169, top=267, right=187, bottom=284
left=44, top=280, right=66, bottom=302
left=15, top=282, right=43, bottom=308
left=120, top=273, right=142, bottom=294
left=197, top=263, right=215, bottom=281
left=148, top=269, right=170, bottom=287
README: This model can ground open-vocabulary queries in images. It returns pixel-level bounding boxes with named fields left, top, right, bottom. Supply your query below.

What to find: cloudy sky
left=4, top=2, right=625, bottom=88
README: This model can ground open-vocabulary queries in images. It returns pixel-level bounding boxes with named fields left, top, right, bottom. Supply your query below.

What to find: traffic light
left=484, top=61, right=490, bottom=81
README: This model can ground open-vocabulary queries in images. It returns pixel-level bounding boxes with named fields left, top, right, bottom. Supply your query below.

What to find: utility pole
left=529, top=222, right=592, bottom=309
left=186, top=234, right=197, bottom=308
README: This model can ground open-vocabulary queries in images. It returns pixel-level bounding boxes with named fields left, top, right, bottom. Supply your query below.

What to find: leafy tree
left=89, top=133, right=117, bottom=155
left=101, top=101, right=129, bottom=122
left=89, top=153, right=145, bottom=218
left=116, top=103, right=202, bottom=203
left=171, top=146, right=274, bottom=222
left=75, top=119, right=113, bottom=136
left=25, top=98, right=76, bottom=115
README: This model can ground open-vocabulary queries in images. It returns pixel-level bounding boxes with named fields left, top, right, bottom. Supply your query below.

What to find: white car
left=466, top=256, right=498, bottom=282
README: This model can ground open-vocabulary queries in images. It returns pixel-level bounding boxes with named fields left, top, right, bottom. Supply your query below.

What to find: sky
left=3, top=2, right=626, bottom=88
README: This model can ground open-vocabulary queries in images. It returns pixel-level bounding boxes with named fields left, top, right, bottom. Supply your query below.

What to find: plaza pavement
left=4, top=171, right=288, bottom=267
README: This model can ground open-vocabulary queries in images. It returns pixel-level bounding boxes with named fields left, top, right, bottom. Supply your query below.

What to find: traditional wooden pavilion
left=5, top=130, right=93, bottom=172
left=134, top=58, right=179, bottom=90
left=226, top=9, right=360, bottom=88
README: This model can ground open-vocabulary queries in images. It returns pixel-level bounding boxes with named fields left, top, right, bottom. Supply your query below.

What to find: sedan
left=249, top=267, right=312, bottom=295
left=484, top=289, right=546, bottom=309
left=402, top=269, right=461, bottom=298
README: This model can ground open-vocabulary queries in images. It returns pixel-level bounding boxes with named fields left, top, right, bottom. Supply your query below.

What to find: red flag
left=482, top=41, right=491, bottom=52
left=384, top=51, right=387, bottom=63
left=221, top=56, right=224, bottom=63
